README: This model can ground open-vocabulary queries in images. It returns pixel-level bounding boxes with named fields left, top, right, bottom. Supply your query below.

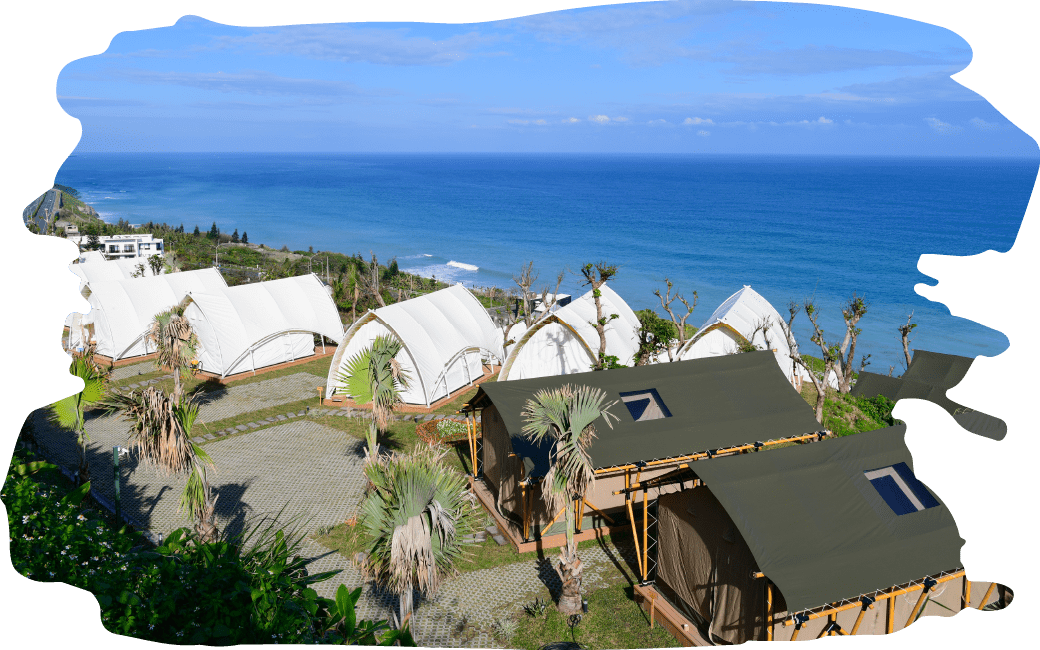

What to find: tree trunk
left=556, top=505, right=584, bottom=615
left=399, top=588, right=414, bottom=630
left=591, top=285, right=608, bottom=369
left=76, top=429, right=90, bottom=486
left=902, top=336, right=912, bottom=370
left=193, top=462, right=220, bottom=543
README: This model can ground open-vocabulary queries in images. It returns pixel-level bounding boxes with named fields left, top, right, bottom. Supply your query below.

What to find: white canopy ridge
left=73, top=268, right=228, bottom=360
left=325, top=284, right=504, bottom=407
left=498, top=283, right=640, bottom=381
left=677, top=285, right=818, bottom=385
left=184, top=273, right=344, bottom=378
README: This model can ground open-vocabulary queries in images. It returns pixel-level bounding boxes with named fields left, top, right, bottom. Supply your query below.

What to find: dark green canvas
left=474, top=350, right=822, bottom=472
left=689, top=425, right=963, bottom=613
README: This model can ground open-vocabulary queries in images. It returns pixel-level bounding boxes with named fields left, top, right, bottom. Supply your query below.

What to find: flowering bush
left=4, top=448, right=413, bottom=645
left=415, top=417, right=471, bottom=446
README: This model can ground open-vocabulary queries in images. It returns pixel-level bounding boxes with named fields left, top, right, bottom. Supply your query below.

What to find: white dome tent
left=498, top=283, right=640, bottom=382
left=677, top=285, right=819, bottom=385
left=184, top=273, right=343, bottom=378
left=325, top=285, right=505, bottom=407
left=70, top=268, right=228, bottom=360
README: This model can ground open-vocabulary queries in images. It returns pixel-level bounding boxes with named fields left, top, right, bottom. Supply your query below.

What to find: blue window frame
left=864, top=462, right=940, bottom=515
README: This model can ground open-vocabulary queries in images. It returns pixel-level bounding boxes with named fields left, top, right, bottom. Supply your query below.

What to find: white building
left=70, top=233, right=165, bottom=260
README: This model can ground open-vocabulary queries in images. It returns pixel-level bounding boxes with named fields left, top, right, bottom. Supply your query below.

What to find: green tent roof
left=474, top=350, right=822, bottom=471
left=852, top=350, right=1005, bottom=440
left=690, top=425, right=963, bottom=613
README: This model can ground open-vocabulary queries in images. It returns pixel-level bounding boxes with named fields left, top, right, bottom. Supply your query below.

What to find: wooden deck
left=469, top=475, right=633, bottom=553
left=325, top=365, right=499, bottom=412
left=633, top=584, right=712, bottom=647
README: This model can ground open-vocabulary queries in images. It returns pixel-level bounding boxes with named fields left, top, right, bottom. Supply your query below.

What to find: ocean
left=54, top=152, right=1036, bottom=371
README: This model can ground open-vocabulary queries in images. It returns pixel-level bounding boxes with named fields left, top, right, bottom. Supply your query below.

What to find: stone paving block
left=287, top=412, right=296, bottom=418
left=247, top=422, right=260, bottom=429
left=276, top=414, right=288, bottom=421
left=235, top=424, right=249, bottom=431
left=203, top=433, right=216, bottom=440
left=196, top=372, right=324, bottom=424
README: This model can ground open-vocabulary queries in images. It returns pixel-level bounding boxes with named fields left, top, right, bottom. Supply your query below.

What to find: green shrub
left=4, top=448, right=413, bottom=646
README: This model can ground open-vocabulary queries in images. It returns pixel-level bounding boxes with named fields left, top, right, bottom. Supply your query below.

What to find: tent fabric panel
left=504, top=321, right=594, bottom=381
left=555, top=284, right=640, bottom=368
left=225, top=332, right=314, bottom=376
left=183, top=301, right=223, bottom=375
left=184, top=292, right=249, bottom=375
left=657, top=488, right=765, bottom=644
left=479, top=351, right=821, bottom=471
left=688, top=425, right=963, bottom=613
left=328, top=317, right=429, bottom=406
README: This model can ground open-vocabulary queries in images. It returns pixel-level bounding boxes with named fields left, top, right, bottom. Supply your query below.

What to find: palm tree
left=360, top=449, right=475, bottom=627
left=102, top=388, right=219, bottom=541
left=148, top=299, right=199, bottom=404
left=49, top=350, right=107, bottom=486
left=521, top=384, right=618, bottom=615
left=336, top=334, right=410, bottom=460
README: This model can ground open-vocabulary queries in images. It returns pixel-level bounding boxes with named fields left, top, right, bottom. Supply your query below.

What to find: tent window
left=619, top=388, right=672, bottom=422
left=864, top=462, right=940, bottom=515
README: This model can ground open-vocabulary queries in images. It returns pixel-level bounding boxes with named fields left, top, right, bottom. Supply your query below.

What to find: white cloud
left=613, top=116, right=629, bottom=122
left=217, top=26, right=502, bottom=66
left=697, top=130, right=710, bottom=137
left=924, top=117, right=962, bottom=134
left=507, top=118, right=549, bottom=126
left=563, top=117, right=581, bottom=124
left=535, top=119, right=547, bottom=125
left=969, top=117, right=998, bottom=130
left=683, top=117, right=714, bottom=125
left=817, top=116, right=833, bottom=124
left=648, top=119, right=669, bottom=126
left=589, top=114, right=611, bottom=124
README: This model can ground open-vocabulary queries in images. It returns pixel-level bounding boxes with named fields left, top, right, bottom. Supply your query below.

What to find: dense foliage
left=4, top=448, right=414, bottom=646
left=823, top=392, right=898, bottom=436
left=634, top=308, right=678, bottom=364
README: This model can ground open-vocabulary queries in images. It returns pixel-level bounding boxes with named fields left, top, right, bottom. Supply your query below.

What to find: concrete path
left=29, top=406, right=638, bottom=648
left=193, top=372, right=324, bottom=423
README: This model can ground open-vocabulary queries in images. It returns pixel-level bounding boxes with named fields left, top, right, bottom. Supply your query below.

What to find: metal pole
left=112, top=446, right=121, bottom=522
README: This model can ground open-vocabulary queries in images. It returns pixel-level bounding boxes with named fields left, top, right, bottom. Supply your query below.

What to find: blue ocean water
left=54, top=153, right=1036, bottom=371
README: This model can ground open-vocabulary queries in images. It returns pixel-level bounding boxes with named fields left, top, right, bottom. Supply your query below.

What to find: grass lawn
left=509, top=582, right=681, bottom=650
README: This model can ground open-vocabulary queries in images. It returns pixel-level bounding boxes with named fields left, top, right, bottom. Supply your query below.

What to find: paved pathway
left=193, top=372, right=324, bottom=423
left=29, top=407, right=636, bottom=648
left=108, top=360, right=159, bottom=382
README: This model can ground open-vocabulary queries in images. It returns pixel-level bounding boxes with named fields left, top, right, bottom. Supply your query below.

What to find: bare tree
left=537, top=269, right=566, bottom=318
left=777, top=302, right=828, bottom=423
left=580, top=262, right=620, bottom=370
left=513, top=261, right=539, bottom=327
left=898, top=310, right=916, bottom=371
left=803, top=299, right=843, bottom=416
left=653, top=279, right=697, bottom=361
left=837, top=294, right=868, bottom=392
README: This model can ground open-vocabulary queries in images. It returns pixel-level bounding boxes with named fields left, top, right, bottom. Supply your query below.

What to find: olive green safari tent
left=644, top=424, right=1004, bottom=644
left=461, top=351, right=826, bottom=562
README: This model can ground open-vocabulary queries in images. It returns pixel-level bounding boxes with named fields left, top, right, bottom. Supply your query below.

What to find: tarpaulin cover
left=476, top=350, right=820, bottom=472
left=852, top=350, right=1005, bottom=440
left=688, top=425, right=963, bottom=613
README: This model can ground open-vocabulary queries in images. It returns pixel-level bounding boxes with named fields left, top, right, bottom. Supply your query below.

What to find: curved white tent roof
left=64, top=255, right=168, bottom=346
left=498, top=283, right=640, bottom=382
left=184, top=274, right=343, bottom=377
left=677, top=285, right=813, bottom=383
left=325, top=285, right=504, bottom=406
left=80, top=268, right=228, bottom=360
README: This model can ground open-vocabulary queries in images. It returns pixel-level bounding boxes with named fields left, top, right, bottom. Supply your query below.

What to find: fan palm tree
left=521, top=384, right=618, bottom=615
left=360, top=449, right=475, bottom=627
left=101, top=387, right=219, bottom=541
left=148, top=299, right=199, bottom=404
left=49, top=350, right=108, bottom=486
left=336, top=334, right=410, bottom=460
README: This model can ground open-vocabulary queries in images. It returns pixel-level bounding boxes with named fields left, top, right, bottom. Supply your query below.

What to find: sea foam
left=447, top=260, right=479, bottom=271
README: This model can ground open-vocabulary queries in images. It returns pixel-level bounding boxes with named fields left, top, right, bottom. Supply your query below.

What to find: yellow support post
left=649, top=590, right=656, bottom=629
left=626, top=469, right=643, bottom=577
left=963, top=579, right=971, bottom=610
left=766, top=582, right=774, bottom=641
left=540, top=504, right=568, bottom=537
left=583, top=498, right=615, bottom=524
left=642, top=486, right=649, bottom=581
left=886, top=590, right=895, bottom=634
left=977, top=583, right=996, bottom=610
left=905, top=581, right=933, bottom=628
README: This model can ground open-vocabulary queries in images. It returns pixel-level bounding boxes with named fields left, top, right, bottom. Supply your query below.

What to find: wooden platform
left=324, top=365, right=499, bottom=413
left=195, top=344, right=338, bottom=384
left=469, top=475, right=632, bottom=553
left=633, top=584, right=712, bottom=647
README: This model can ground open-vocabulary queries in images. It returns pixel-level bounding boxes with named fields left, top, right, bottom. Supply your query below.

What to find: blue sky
left=57, top=0, right=1037, bottom=155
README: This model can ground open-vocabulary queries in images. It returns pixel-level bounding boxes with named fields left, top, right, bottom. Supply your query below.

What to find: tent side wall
left=327, top=316, right=429, bottom=406
left=500, top=319, right=596, bottom=381
left=656, top=488, right=982, bottom=643
left=225, top=331, right=315, bottom=376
